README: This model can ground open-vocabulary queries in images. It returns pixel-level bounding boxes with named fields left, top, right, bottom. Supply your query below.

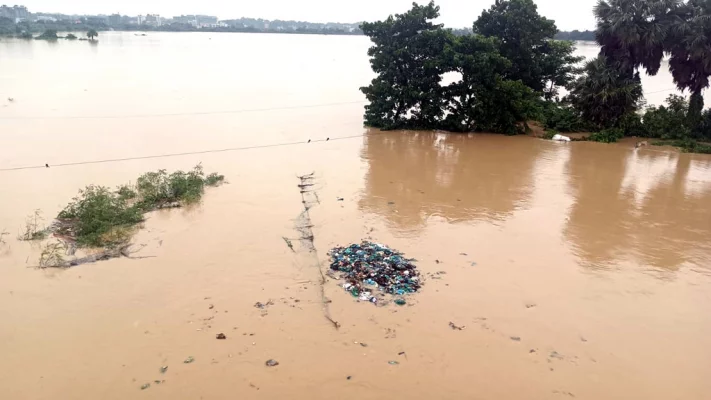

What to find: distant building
left=196, top=15, right=218, bottom=28
left=144, top=14, right=161, bottom=27
left=108, top=13, right=121, bottom=26
left=34, top=15, right=57, bottom=23
left=0, top=4, right=29, bottom=22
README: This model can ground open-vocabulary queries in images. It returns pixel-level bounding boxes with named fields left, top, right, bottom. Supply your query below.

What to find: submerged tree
left=567, top=56, right=644, bottom=129
left=473, top=0, right=559, bottom=93
left=87, top=29, right=99, bottom=40
left=360, top=1, right=449, bottom=129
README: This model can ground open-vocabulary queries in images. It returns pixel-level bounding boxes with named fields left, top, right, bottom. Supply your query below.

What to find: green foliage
left=642, top=95, right=692, bottom=139
left=567, top=56, right=644, bottom=129
left=136, top=165, right=209, bottom=208
left=540, top=40, right=584, bottom=100
left=540, top=101, right=587, bottom=132
left=36, top=29, right=58, bottom=40
left=360, top=1, right=448, bottom=129
left=57, top=165, right=223, bottom=247
left=587, top=128, right=624, bottom=143
left=65, top=33, right=78, bottom=40
left=360, top=1, right=579, bottom=134
left=473, top=0, right=559, bottom=93
left=116, top=184, right=137, bottom=201
left=594, top=0, right=677, bottom=77
left=596, top=0, right=711, bottom=131
left=87, top=29, right=99, bottom=40
left=651, top=139, right=711, bottom=154
left=18, top=31, right=32, bottom=39
left=58, top=185, right=143, bottom=247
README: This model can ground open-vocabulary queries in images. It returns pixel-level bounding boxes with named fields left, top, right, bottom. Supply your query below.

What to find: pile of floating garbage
left=328, top=241, right=421, bottom=305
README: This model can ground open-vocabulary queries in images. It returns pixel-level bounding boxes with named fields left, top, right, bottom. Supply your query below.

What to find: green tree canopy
left=473, top=0, right=559, bottom=92
left=667, top=0, right=711, bottom=123
left=360, top=1, right=449, bottom=129
left=567, top=55, right=644, bottom=129
left=594, top=0, right=680, bottom=77
left=87, top=29, right=99, bottom=40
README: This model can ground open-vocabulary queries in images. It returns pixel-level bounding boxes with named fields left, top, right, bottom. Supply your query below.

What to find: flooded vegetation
left=1, top=26, right=711, bottom=400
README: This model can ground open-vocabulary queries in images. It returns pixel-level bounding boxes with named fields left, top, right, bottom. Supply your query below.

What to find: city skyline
left=14, top=0, right=598, bottom=30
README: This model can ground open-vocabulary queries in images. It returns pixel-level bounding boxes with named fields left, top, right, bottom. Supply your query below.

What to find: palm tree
left=594, top=0, right=681, bottom=77
left=87, top=30, right=98, bottom=40
left=667, top=0, right=711, bottom=124
left=567, top=55, right=645, bottom=129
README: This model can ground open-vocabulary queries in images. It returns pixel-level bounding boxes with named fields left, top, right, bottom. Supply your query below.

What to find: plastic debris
left=329, top=241, right=421, bottom=305
left=265, top=359, right=279, bottom=367
left=388, top=361, right=400, bottom=365
left=140, top=383, right=151, bottom=390
left=159, top=365, right=168, bottom=374
left=184, top=356, right=195, bottom=364
left=216, top=333, right=227, bottom=340
left=510, top=336, right=521, bottom=341
left=449, top=322, right=465, bottom=330
left=552, top=134, right=571, bottom=142
left=394, top=298, right=407, bottom=306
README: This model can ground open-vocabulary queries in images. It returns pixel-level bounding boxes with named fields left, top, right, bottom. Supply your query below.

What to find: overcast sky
left=19, top=0, right=598, bottom=30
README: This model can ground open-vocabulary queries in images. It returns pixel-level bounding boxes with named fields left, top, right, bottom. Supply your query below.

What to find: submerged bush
left=58, top=185, right=144, bottom=247
left=135, top=164, right=223, bottom=209
left=540, top=101, right=587, bottom=132
left=642, top=95, right=692, bottom=140
left=56, top=165, right=224, bottom=247
left=587, top=128, right=624, bottom=143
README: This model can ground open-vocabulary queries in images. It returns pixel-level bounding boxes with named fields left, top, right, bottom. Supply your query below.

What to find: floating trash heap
left=329, top=241, right=421, bottom=305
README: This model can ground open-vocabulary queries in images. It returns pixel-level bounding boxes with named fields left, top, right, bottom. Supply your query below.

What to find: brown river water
left=1, top=32, right=711, bottom=400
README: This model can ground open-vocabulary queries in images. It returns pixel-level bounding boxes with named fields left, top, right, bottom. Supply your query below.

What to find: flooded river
left=1, top=32, right=711, bottom=400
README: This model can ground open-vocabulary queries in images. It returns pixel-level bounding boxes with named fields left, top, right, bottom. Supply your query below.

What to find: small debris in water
left=394, top=298, right=406, bottom=306
left=360, top=342, right=368, bottom=347
left=140, top=383, right=151, bottom=390
left=208, top=304, right=214, bottom=310
left=159, top=365, right=168, bottom=374
left=388, top=360, right=399, bottom=365
left=265, top=359, right=279, bottom=367
left=184, top=356, right=195, bottom=364
left=153, top=380, right=164, bottom=385
left=550, top=351, right=564, bottom=360
left=398, top=351, right=406, bottom=356
left=216, top=333, right=227, bottom=340
left=346, top=375, right=352, bottom=380
left=449, top=322, right=465, bottom=330
left=525, top=303, right=537, bottom=309
left=580, top=336, right=588, bottom=342
left=459, top=252, right=468, bottom=256
left=387, top=201, right=395, bottom=205
left=529, top=349, right=537, bottom=354
left=435, top=259, right=441, bottom=264
left=337, top=197, right=344, bottom=201
left=510, top=336, right=521, bottom=341
left=471, top=262, right=477, bottom=266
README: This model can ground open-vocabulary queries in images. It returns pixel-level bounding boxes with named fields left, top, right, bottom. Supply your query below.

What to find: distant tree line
left=554, top=30, right=595, bottom=41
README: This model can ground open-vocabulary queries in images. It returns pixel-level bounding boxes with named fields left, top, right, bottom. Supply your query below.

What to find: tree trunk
left=689, top=90, right=704, bottom=132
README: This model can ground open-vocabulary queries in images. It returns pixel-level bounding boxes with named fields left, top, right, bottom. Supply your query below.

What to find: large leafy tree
left=594, top=0, right=680, bottom=77
left=667, top=0, right=711, bottom=124
left=360, top=1, right=449, bottom=129
left=567, top=56, right=645, bottom=129
left=473, top=0, right=558, bottom=93
left=439, top=33, right=510, bottom=131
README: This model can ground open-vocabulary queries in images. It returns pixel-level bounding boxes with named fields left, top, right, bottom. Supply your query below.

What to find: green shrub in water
left=57, top=165, right=224, bottom=247
left=587, top=128, right=624, bottom=143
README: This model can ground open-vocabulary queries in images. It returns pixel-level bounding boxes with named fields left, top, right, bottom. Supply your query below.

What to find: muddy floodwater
left=2, top=33, right=711, bottom=400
